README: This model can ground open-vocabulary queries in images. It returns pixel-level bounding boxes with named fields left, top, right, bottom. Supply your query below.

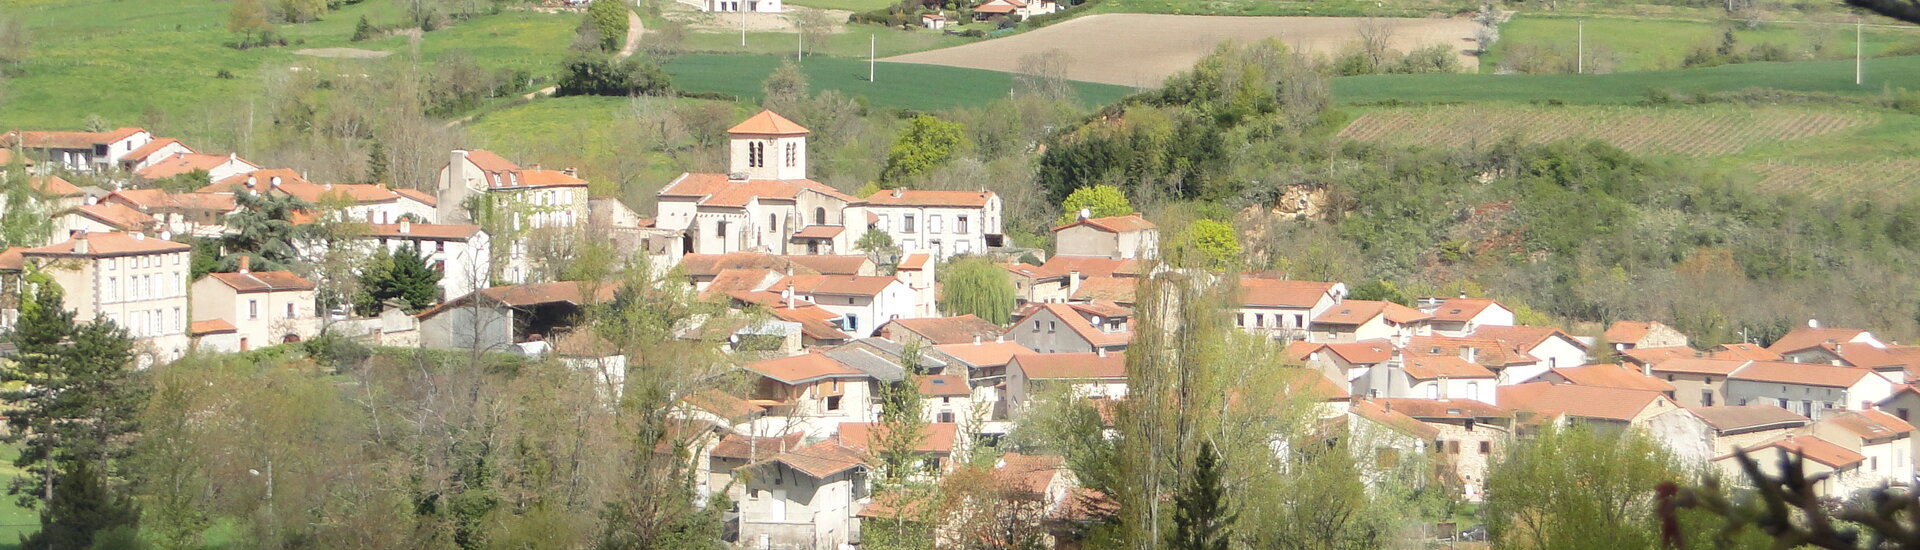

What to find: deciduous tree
left=1056, top=184, right=1132, bottom=225
left=938, top=257, right=1015, bottom=325
left=883, top=115, right=972, bottom=183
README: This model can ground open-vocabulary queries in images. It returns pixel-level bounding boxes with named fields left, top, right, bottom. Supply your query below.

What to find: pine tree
left=220, top=190, right=313, bottom=272
left=1, top=275, right=76, bottom=509
left=384, top=244, right=443, bottom=312
left=20, top=459, right=139, bottom=550
left=365, top=140, right=390, bottom=183
left=1169, top=441, right=1233, bottom=550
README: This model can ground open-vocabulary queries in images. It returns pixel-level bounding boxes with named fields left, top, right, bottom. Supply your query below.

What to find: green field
left=679, top=26, right=975, bottom=57
left=0, top=0, right=577, bottom=129
left=783, top=0, right=898, bottom=11
left=1487, top=14, right=1920, bottom=73
left=661, top=54, right=1135, bottom=109
left=1334, top=54, right=1920, bottom=104
left=0, top=445, right=35, bottom=549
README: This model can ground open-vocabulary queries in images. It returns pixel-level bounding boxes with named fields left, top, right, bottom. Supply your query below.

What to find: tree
left=585, top=0, right=629, bottom=52
left=1485, top=423, right=1681, bottom=550
left=1846, top=0, right=1920, bottom=25
left=1348, top=279, right=1413, bottom=306
left=365, top=139, right=390, bottom=184
left=789, top=8, right=834, bottom=58
left=20, top=459, right=139, bottom=550
left=1169, top=441, right=1232, bottom=550
left=0, top=153, right=52, bottom=249
left=556, top=54, right=673, bottom=97
left=882, top=115, right=972, bottom=183
left=872, top=342, right=931, bottom=487
left=938, top=257, right=1016, bottom=325
left=761, top=60, right=810, bottom=109
left=1056, top=184, right=1133, bottom=225
left=357, top=244, right=442, bottom=314
left=856, top=230, right=901, bottom=275
left=220, top=190, right=313, bottom=272
left=150, top=168, right=211, bottom=193
left=1179, top=220, right=1241, bottom=269
left=228, top=0, right=273, bottom=48
left=351, top=14, right=377, bottom=41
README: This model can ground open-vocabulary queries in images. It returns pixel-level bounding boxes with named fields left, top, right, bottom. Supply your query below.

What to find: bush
left=556, top=53, right=674, bottom=97
left=351, top=14, right=377, bottom=41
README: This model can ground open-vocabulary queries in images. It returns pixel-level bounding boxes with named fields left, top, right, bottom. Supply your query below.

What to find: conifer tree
left=1169, top=441, right=1233, bottom=550
left=20, top=459, right=139, bottom=550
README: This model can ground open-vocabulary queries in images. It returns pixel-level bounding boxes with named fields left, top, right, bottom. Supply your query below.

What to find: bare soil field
left=881, top=14, right=1479, bottom=87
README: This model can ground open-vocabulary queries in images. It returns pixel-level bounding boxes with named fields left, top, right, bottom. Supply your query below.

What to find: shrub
left=556, top=53, right=674, bottom=97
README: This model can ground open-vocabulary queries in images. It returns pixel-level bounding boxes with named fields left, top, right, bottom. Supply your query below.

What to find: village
left=1, top=110, right=1917, bottom=549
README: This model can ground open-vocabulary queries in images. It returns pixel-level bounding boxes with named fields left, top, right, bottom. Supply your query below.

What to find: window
left=957, top=215, right=970, bottom=234
left=249, top=300, right=259, bottom=320
left=1466, top=382, right=1479, bottom=402
left=846, top=314, right=860, bottom=332
left=1901, top=408, right=1911, bottom=421
left=904, top=215, right=917, bottom=232
left=172, top=308, right=181, bottom=334
left=1478, top=441, right=1491, bottom=454
left=1254, top=313, right=1265, bottom=327
left=1702, top=390, right=1715, bottom=407
left=106, top=258, right=116, bottom=270
left=1447, top=441, right=1460, bottom=454
left=436, top=241, right=446, bottom=253
left=937, top=411, right=955, bottom=423
left=815, top=207, right=827, bottom=225
left=1236, top=314, right=1245, bottom=327
left=1872, top=456, right=1879, bottom=472
left=173, top=253, right=180, bottom=265
left=748, top=142, right=765, bottom=167
left=1032, top=321, right=1040, bottom=333
left=105, top=277, right=117, bottom=302
left=716, top=221, right=728, bottom=238
left=770, top=214, right=780, bottom=230
left=1432, top=440, right=1443, bottom=454
left=285, top=303, right=295, bottom=319
left=786, top=142, right=797, bottom=167
left=1048, top=321, right=1056, bottom=333
left=826, top=395, right=842, bottom=411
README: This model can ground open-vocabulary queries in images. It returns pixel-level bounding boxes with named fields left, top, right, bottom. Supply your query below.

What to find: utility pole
left=740, top=4, right=747, bottom=47
left=1857, top=22, right=1864, bottom=85
left=869, top=34, right=876, bottom=82
left=797, top=24, right=803, bottom=62
left=1577, top=19, right=1584, bottom=74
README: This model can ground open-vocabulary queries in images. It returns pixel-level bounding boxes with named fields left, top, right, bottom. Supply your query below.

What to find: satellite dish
left=1808, top=319, right=1820, bottom=328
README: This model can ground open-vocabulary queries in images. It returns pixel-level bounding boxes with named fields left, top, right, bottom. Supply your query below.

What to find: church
left=654, top=111, right=872, bottom=257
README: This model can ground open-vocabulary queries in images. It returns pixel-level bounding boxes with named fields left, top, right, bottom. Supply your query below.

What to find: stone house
left=1604, top=320, right=1690, bottom=351
left=1052, top=213, right=1157, bottom=259
left=1375, top=398, right=1511, bottom=501
left=190, top=258, right=318, bottom=351
left=1008, top=301, right=1130, bottom=355
left=19, top=232, right=192, bottom=364
left=737, top=439, right=870, bottom=550
left=875, top=314, right=1004, bottom=346
left=1646, top=357, right=1748, bottom=408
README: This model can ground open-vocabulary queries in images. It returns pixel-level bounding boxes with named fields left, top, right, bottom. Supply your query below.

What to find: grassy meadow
left=0, top=0, right=579, bottom=129
left=1334, top=54, right=1920, bottom=103
left=1486, top=14, right=1920, bottom=73
left=660, top=53, right=1135, bottom=109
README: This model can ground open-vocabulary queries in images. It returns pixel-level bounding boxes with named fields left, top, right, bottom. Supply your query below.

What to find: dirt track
left=881, top=14, right=1480, bottom=87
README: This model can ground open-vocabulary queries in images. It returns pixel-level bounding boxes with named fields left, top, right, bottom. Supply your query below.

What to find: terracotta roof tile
left=1821, top=409, right=1915, bottom=440
left=1239, top=278, right=1337, bottom=308
left=1648, top=357, right=1749, bottom=376
left=709, top=431, right=803, bottom=459
left=775, top=274, right=899, bottom=297
left=462, top=149, right=521, bottom=172
left=836, top=422, right=959, bottom=454
left=1622, top=346, right=1709, bottom=365
left=754, top=439, right=866, bottom=478
left=1472, top=325, right=1586, bottom=351
left=1688, top=405, right=1808, bottom=432
left=202, top=270, right=316, bottom=293
left=3, top=128, right=142, bottom=149
left=1548, top=363, right=1676, bottom=392
left=1713, top=343, right=1781, bottom=361
left=658, top=172, right=859, bottom=207
left=120, top=137, right=190, bottom=163
left=683, top=388, right=768, bottom=421
left=1406, top=335, right=1533, bottom=367
left=1012, top=352, right=1126, bottom=379
left=137, top=152, right=253, bottom=180
left=879, top=315, right=1004, bottom=345
left=1312, top=300, right=1432, bottom=326
left=1424, top=298, right=1503, bottom=322
left=1039, top=256, right=1141, bottom=279
left=919, top=374, right=971, bottom=397
left=743, top=352, right=867, bottom=384
left=1317, top=339, right=1394, bottom=365
left=729, top=110, right=810, bottom=135
left=1351, top=400, right=1441, bottom=439
left=1769, top=327, right=1875, bottom=354
left=1402, top=356, right=1495, bottom=380
left=932, top=340, right=1034, bottom=367
left=865, top=189, right=994, bottom=208
left=29, top=176, right=82, bottom=197
left=23, top=232, right=188, bottom=257
left=1498, top=382, right=1668, bottom=422
left=67, top=203, right=157, bottom=231
left=1730, top=360, right=1881, bottom=388
left=393, top=188, right=437, bottom=206
left=784, top=255, right=870, bottom=275
left=1072, top=276, right=1136, bottom=304
left=897, top=253, right=930, bottom=271
left=792, top=225, right=845, bottom=239
left=1373, top=398, right=1508, bottom=418
left=1736, top=435, right=1865, bottom=469
left=363, top=222, right=482, bottom=240
left=995, top=453, right=1066, bottom=495
left=1604, top=321, right=1652, bottom=344
left=679, top=253, right=816, bottom=278
left=1051, top=213, right=1155, bottom=233
left=0, top=247, right=24, bottom=270
left=189, top=319, right=237, bottom=335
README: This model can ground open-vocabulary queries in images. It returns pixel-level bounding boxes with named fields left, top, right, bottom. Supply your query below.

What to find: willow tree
left=938, top=257, right=1015, bottom=325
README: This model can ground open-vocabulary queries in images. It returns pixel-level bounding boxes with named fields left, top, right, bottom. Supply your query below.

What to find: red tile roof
left=755, top=439, right=866, bottom=478
left=1351, top=399, right=1441, bottom=440
left=679, top=253, right=815, bottom=278
left=1769, top=327, right=1875, bottom=354
left=683, top=388, right=768, bottom=420
left=1648, top=357, right=1749, bottom=376
left=658, top=172, right=860, bottom=207
left=137, top=152, right=253, bottom=180
left=29, top=176, right=82, bottom=197
left=1736, top=435, right=1865, bottom=469
left=709, top=432, right=803, bottom=459
left=2, top=127, right=142, bottom=149
left=1547, top=363, right=1676, bottom=392
left=932, top=340, right=1034, bottom=367
left=784, top=255, right=870, bottom=275
left=1714, top=343, right=1781, bottom=361
left=1039, top=256, right=1141, bottom=279
left=463, top=149, right=521, bottom=172
left=1730, top=361, right=1881, bottom=388
left=726, top=290, right=851, bottom=342
left=728, top=110, right=810, bottom=135
left=23, top=232, right=188, bottom=257
left=1621, top=346, right=1708, bottom=365
left=0, top=247, right=24, bottom=270
left=1239, top=278, right=1338, bottom=308
left=1822, top=409, right=1915, bottom=440
left=1012, top=352, right=1126, bottom=380
left=1425, top=298, right=1503, bottom=322
left=1604, top=321, right=1652, bottom=344
left=67, top=203, right=157, bottom=231
left=1312, top=300, right=1432, bottom=326
left=393, top=188, right=437, bottom=206
left=792, top=225, right=845, bottom=239
left=1073, top=276, right=1136, bottom=304
left=864, top=189, right=995, bottom=208
left=836, top=422, right=959, bottom=454
left=879, top=315, right=1004, bottom=345
left=189, top=319, right=237, bottom=335
left=1318, top=339, right=1394, bottom=365
left=202, top=270, right=316, bottom=293
left=919, top=375, right=971, bottom=397
left=1374, top=398, right=1508, bottom=419
left=1688, top=405, right=1808, bottom=432
left=1406, top=334, right=1533, bottom=367
left=1472, top=325, right=1586, bottom=351
left=1401, top=356, right=1495, bottom=380
left=1498, top=382, right=1669, bottom=422
left=417, top=282, right=617, bottom=319
left=1051, top=213, right=1155, bottom=233
left=995, top=453, right=1066, bottom=496
left=743, top=352, right=867, bottom=384
left=775, top=274, right=899, bottom=297
left=897, top=253, right=930, bottom=271
left=120, top=137, right=190, bottom=163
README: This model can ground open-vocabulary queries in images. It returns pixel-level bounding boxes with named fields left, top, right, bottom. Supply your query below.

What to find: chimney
left=892, top=188, right=903, bottom=198
left=1068, top=270, right=1081, bottom=298
left=563, top=167, right=577, bottom=177
left=72, top=232, right=88, bottom=254
left=782, top=283, right=795, bottom=309
left=973, top=335, right=982, bottom=345
left=996, top=334, right=1005, bottom=344
left=1458, top=290, right=1467, bottom=299
left=1096, top=348, right=1107, bottom=358
left=238, top=255, right=250, bottom=273
left=399, top=219, right=412, bottom=234
left=1078, top=208, right=1091, bottom=221
left=1461, top=346, right=1477, bottom=363
left=530, top=163, right=541, bottom=171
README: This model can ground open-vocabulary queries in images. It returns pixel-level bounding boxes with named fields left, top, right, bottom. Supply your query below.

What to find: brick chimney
left=239, top=255, right=250, bottom=274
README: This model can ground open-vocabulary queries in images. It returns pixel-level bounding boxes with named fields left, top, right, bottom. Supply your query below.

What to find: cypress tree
left=1170, top=441, right=1234, bottom=550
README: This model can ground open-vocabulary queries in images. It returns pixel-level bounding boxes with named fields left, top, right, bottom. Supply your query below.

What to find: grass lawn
left=0, top=0, right=579, bottom=129
left=679, top=26, right=975, bottom=57
left=661, top=53, right=1134, bottom=109
left=1486, top=14, right=1920, bottom=73
left=0, top=445, right=35, bottom=549
left=1334, top=54, right=1920, bottom=104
